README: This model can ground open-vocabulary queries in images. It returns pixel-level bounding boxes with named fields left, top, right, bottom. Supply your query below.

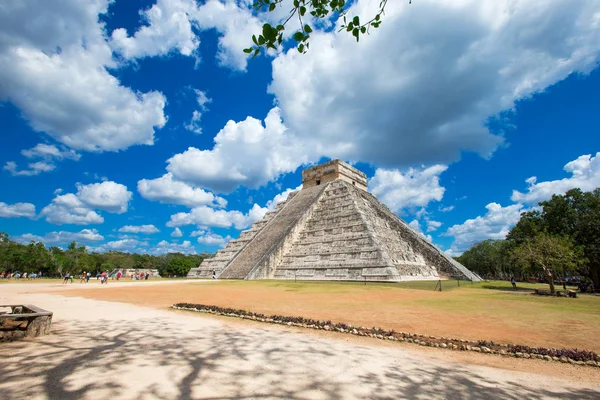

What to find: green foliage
left=244, top=0, right=402, bottom=56
left=510, top=232, right=584, bottom=293
left=457, top=239, right=513, bottom=279
left=163, top=257, right=197, bottom=277
left=0, top=232, right=213, bottom=277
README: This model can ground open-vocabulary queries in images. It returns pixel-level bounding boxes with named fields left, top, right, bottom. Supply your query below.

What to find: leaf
left=352, top=27, right=359, bottom=41
left=253, top=48, right=260, bottom=58
left=375, top=13, right=380, bottom=21
left=243, top=48, right=253, bottom=54
left=361, top=26, right=366, bottom=34
left=269, top=3, right=276, bottom=11
left=353, top=16, right=359, bottom=26
left=252, top=35, right=258, bottom=45
left=300, top=6, right=306, bottom=16
left=298, top=43, right=304, bottom=53
left=258, top=35, right=265, bottom=45
left=293, top=32, right=304, bottom=42
left=276, top=24, right=285, bottom=31
left=304, top=24, right=313, bottom=33
left=293, top=0, right=299, bottom=7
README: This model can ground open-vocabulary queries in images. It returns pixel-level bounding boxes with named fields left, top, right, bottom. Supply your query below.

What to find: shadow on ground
left=1, top=316, right=598, bottom=399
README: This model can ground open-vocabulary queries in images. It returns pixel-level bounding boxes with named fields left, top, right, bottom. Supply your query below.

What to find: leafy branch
left=244, top=0, right=411, bottom=57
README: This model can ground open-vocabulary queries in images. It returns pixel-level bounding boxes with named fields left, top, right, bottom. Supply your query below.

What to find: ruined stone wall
left=302, top=159, right=368, bottom=192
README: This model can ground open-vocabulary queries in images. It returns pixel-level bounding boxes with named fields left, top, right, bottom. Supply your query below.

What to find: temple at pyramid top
left=188, top=159, right=481, bottom=282
left=302, top=159, right=368, bottom=192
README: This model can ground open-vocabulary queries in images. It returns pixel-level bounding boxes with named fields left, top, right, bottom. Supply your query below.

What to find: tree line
left=0, top=233, right=211, bottom=278
left=456, top=188, right=600, bottom=293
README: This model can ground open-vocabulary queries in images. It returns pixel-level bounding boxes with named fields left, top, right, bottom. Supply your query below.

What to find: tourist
left=63, top=273, right=70, bottom=284
left=212, top=270, right=216, bottom=279
left=86, top=272, right=91, bottom=283
left=80, top=272, right=86, bottom=283
left=510, top=276, right=517, bottom=291
left=117, top=271, right=122, bottom=280
left=145, top=272, right=149, bottom=280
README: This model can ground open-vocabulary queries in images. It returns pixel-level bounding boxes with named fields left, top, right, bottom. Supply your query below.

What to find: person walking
left=510, top=276, right=517, bottom=291
left=80, top=272, right=86, bottom=283
left=63, top=273, right=70, bottom=284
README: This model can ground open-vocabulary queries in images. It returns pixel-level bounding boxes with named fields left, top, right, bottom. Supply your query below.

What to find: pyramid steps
left=186, top=197, right=291, bottom=278
left=218, top=184, right=326, bottom=279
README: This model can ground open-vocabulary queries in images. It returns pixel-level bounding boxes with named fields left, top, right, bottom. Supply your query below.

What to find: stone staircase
left=187, top=197, right=293, bottom=278
left=218, top=184, right=326, bottom=279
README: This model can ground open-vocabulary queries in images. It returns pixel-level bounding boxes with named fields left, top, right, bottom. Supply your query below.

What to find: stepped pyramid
left=188, top=160, right=480, bottom=282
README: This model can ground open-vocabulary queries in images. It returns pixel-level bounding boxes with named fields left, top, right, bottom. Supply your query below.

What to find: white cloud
left=166, top=204, right=268, bottom=230
left=148, top=240, right=197, bottom=255
left=0, top=202, right=36, bottom=218
left=40, top=193, right=105, bottom=225
left=426, top=220, right=443, bottom=232
left=184, top=89, right=212, bottom=134
left=190, top=229, right=206, bottom=237
left=40, top=181, right=132, bottom=225
left=14, top=229, right=104, bottom=245
left=0, top=0, right=167, bottom=153
left=192, top=0, right=262, bottom=71
left=511, top=152, right=600, bottom=204
left=118, top=225, right=160, bottom=234
left=196, top=232, right=231, bottom=247
left=439, top=205, right=455, bottom=212
left=171, top=227, right=183, bottom=238
left=3, top=161, right=55, bottom=176
left=444, top=203, right=526, bottom=254
left=167, top=108, right=310, bottom=193
left=267, top=0, right=600, bottom=169
left=21, top=143, right=80, bottom=161
left=138, top=173, right=227, bottom=208
left=111, top=0, right=200, bottom=59
left=109, top=0, right=262, bottom=71
left=369, top=165, right=448, bottom=213
left=76, top=181, right=132, bottom=214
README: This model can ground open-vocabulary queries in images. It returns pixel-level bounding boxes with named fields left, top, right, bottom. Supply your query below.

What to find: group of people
left=0, top=271, right=42, bottom=279
left=60, top=270, right=152, bottom=284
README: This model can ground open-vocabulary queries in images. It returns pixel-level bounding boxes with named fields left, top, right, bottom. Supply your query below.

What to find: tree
left=457, top=239, right=513, bottom=279
left=511, top=233, right=584, bottom=294
left=163, top=257, right=196, bottom=277
left=244, top=0, right=405, bottom=56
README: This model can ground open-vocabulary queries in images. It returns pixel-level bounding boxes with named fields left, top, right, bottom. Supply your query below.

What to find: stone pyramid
left=188, top=160, right=480, bottom=282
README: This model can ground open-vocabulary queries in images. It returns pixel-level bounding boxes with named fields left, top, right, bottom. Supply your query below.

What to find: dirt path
left=1, top=282, right=599, bottom=399
left=50, top=280, right=600, bottom=353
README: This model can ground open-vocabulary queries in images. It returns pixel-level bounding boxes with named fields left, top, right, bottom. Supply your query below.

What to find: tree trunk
left=548, top=275, right=555, bottom=294
left=589, top=262, right=600, bottom=291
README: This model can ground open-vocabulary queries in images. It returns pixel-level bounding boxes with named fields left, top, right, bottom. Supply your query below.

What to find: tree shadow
left=0, top=314, right=598, bottom=399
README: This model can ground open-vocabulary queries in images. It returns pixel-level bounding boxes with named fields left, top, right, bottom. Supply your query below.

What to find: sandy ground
left=54, top=280, right=600, bottom=352
left=1, top=281, right=599, bottom=400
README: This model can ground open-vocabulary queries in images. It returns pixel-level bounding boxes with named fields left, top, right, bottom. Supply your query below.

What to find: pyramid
left=188, top=160, right=480, bottom=282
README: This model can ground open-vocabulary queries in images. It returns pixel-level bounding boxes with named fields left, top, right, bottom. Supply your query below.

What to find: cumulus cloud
left=426, top=220, right=443, bottom=232
left=138, top=173, right=227, bottom=208
left=167, top=204, right=268, bottom=230
left=369, top=165, right=448, bottom=213
left=0, top=202, right=36, bottom=218
left=266, top=185, right=303, bottom=210
left=111, top=0, right=199, bottom=59
left=148, top=240, right=197, bottom=255
left=408, top=220, right=433, bottom=242
left=511, top=152, right=600, bottom=204
left=14, top=229, right=104, bottom=245
left=118, top=225, right=160, bottom=234
left=109, top=0, right=262, bottom=71
left=0, top=0, right=167, bottom=153
left=40, top=181, right=132, bottom=225
left=3, top=161, right=55, bottom=176
left=267, top=0, right=600, bottom=169
left=196, top=232, right=231, bottom=247
left=171, top=227, right=183, bottom=238
left=444, top=203, right=526, bottom=254
left=167, top=108, right=310, bottom=193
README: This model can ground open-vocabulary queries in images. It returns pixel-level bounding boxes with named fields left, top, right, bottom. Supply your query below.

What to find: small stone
left=543, top=355, right=552, bottom=361
left=523, top=353, right=531, bottom=359
left=471, top=347, right=481, bottom=352
left=499, top=350, right=507, bottom=356
left=452, top=345, right=458, bottom=350
left=559, top=356, right=568, bottom=363
left=585, top=360, right=597, bottom=367
left=536, top=354, right=544, bottom=360
left=576, top=361, right=585, bottom=366
left=440, top=343, right=447, bottom=349
left=481, top=347, right=491, bottom=353
left=434, top=343, right=440, bottom=348
left=352, top=329, right=358, bottom=335
left=515, top=352, right=523, bottom=358
left=466, top=345, right=472, bottom=351
left=568, top=358, right=576, bottom=364
left=552, top=356, right=559, bottom=361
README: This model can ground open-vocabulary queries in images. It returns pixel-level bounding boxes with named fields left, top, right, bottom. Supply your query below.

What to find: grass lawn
left=59, top=278, right=600, bottom=353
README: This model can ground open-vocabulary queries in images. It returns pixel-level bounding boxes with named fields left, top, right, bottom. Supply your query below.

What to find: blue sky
left=1, top=0, right=599, bottom=255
